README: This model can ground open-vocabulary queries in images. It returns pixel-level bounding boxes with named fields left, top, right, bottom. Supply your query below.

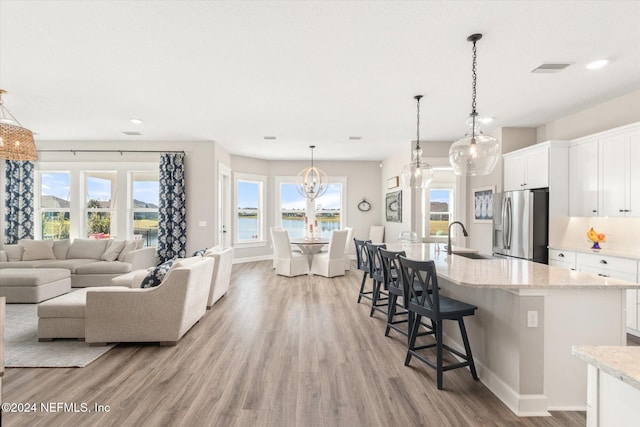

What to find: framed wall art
left=385, top=190, right=402, bottom=223
left=473, top=186, right=494, bottom=223
left=386, top=176, right=399, bottom=189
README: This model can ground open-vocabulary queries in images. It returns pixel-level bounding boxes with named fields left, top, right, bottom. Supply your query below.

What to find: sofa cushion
left=30, top=259, right=97, bottom=273
left=111, top=268, right=153, bottom=288
left=135, top=239, right=144, bottom=250
left=38, top=287, right=129, bottom=318
left=19, top=239, right=56, bottom=261
left=3, top=244, right=24, bottom=261
left=117, top=241, right=138, bottom=262
left=67, top=239, right=108, bottom=260
left=0, top=251, right=7, bottom=262
left=0, top=261, right=41, bottom=268
left=102, top=240, right=126, bottom=261
left=53, top=239, right=71, bottom=259
left=0, top=268, right=70, bottom=286
left=75, top=261, right=132, bottom=275
left=140, top=258, right=176, bottom=288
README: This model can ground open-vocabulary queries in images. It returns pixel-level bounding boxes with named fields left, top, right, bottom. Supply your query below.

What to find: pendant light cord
left=470, top=37, right=479, bottom=141
left=414, top=94, right=422, bottom=165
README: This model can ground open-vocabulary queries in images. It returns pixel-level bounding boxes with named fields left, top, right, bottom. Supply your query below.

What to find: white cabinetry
left=599, top=128, right=640, bottom=217
left=576, top=252, right=639, bottom=336
left=569, top=122, right=640, bottom=217
left=503, top=143, right=550, bottom=191
left=569, top=139, right=599, bottom=216
left=548, top=249, right=576, bottom=270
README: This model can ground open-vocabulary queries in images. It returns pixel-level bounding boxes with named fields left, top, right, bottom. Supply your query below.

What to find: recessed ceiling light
left=348, top=136, right=362, bottom=140
left=586, top=59, right=609, bottom=70
left=130, top=118, right=143, bottom=124
left=263, top=136, right=276, bottom=140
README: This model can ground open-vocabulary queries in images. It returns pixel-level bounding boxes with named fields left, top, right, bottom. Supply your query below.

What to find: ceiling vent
left=531, top=63, right=572, bottom=73
left=263, top=136, right=276, bottom=140
left=122, top=131, right=142, bottom=136
left=348, top=136, right=362, bottom=141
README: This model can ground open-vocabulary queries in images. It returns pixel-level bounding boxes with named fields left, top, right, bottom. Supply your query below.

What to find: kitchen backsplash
left=552, top=216, right=640, bottom=254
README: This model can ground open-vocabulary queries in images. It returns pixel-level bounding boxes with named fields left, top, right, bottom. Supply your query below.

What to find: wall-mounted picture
left=386, top=176, right=399, bottom=189
left=473, top=186, right=494, bottom=223
left=386, top=190, right=402, bottom=223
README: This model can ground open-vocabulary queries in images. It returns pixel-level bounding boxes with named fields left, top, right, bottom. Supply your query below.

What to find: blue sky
left=430, top=189, right=450, bottom=204
left=237, top=182, right=342, bottom=210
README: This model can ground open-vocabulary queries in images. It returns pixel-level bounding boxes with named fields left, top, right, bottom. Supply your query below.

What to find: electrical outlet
left=527, top=310, right=538, bottom=328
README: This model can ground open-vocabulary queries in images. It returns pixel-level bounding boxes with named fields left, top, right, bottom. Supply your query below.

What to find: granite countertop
left=384, top=243, right=640, bottom=290
left=572, top=345, right=640, bottom=391
left=550, top=245, right=640, bottom=261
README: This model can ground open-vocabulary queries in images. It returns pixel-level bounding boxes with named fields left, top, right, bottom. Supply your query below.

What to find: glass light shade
left=296, top=165, right=328, bottom=201
left=400, top=159, right=434, bottom=188
left=449, top=122, right=500, bottom=176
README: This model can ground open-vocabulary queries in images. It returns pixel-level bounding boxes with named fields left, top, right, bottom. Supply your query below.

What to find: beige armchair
left=205, top=247, right=234, bottom=308
left=85, top=257, right=214, bottom=346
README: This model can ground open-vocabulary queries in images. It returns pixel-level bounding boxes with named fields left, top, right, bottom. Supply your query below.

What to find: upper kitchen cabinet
left=503, top=144, right=549, bottom=191
left=569, top=122, right=640, bottom=217
left=569, top=138, right=599, bottom=216
left=599, top=127, right=640, bottom=217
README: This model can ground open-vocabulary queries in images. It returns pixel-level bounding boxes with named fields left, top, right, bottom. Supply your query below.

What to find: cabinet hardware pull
left=599, top=260, right=608, bottom=264
left=620, top=209, right=624, bottom=212
left=592, top=210, right=597, bottom=213
left=625, top=209, right=631, bottom=212
left=597, top=273, right=609, bottom=277
left=558, top=253, right=565, bottom=258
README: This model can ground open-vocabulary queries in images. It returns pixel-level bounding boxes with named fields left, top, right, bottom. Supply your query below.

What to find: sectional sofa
left=0, top=238, right=157, bottom=287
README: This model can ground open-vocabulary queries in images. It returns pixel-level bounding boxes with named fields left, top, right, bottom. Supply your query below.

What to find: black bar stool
left=379, top=248, right=409, bottom=336
left=397, top=255, right=479, bottom=390
left=354, top=238, right=372, bottom=303
left=365, top=242, right=388, bottom=317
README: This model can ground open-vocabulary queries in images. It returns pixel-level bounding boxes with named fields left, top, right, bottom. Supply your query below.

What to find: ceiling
left=1, top=1, right=639, bottom=161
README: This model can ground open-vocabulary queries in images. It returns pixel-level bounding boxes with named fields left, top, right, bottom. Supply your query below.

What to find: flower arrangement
left=586, top=227, right=606, bottom=251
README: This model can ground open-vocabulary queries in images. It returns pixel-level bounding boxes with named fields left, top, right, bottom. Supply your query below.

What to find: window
left=428, top=188, right=453, bottom=238
left=275, top=176, right=347, bottom=239
left=235, top=173, right=266, bottom=245
left=279, top=182, right=307, bottom=239
left=85, top=172, right=117, bottom=238
left=131, top=172, right=159, bottom=247
left=40, top=172, right=71, bottom=240
left=314, top=183, right=343, bottom=238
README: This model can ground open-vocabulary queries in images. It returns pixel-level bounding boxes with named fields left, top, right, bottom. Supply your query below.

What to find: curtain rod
left=37, top=149, right=185, bottom=155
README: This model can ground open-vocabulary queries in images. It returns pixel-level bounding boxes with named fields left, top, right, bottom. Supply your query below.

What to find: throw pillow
left=102, top=240, right=126, bottom=261
left=67, top=239, right=109, bottom=260
left=140, top=258, right=176, bottom=288
left=19, top=239, right=56, bottom=261
left=0, top=251, right=7, bottom=262
left=4, top=244, right=25, bottom=261
left=117, top=240, right=138, bottom=262
left=52, top=239, right=71, bottom=260
left=192, top=248, right=207, bottom=257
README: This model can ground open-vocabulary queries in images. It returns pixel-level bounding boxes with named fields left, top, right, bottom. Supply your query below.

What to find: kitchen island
left=386, top=243, right=640, bottom=416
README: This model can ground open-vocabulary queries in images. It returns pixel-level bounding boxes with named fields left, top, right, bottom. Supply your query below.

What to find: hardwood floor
left=4, top=261, right=585, bottom=426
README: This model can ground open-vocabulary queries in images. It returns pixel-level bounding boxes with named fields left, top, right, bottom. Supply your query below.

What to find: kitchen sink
left=451, top=251, right=494, bottom=260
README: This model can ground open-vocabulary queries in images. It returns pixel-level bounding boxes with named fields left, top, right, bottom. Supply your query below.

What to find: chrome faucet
left=447, top=221, right=469, bottom=254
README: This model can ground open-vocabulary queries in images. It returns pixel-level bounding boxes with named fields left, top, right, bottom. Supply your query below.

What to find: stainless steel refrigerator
left=492, top=189, right=549, bottom=264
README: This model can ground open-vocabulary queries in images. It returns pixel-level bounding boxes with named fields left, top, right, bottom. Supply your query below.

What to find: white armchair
left=272, top=229, right=309, bottom=277
left=205, top=247, right=234, bottom=308
left=85, top=257, right=214, bottom=346
left=310, top=229, right=349, bottom=277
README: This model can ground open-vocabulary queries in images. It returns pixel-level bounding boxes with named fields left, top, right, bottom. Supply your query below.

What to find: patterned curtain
left=157, top=153, right=186, bottom=263
left=4, top=160, right=35, bottom=244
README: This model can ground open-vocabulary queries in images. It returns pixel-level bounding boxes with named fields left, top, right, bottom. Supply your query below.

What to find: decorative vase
left=591, top=242, right=601, bottom=251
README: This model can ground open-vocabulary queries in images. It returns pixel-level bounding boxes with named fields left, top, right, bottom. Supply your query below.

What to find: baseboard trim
left=232, top=255, right=272, bottom=264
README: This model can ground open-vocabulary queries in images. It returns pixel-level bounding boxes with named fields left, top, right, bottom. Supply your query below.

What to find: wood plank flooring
left=3, top=261, right=585, bottom=426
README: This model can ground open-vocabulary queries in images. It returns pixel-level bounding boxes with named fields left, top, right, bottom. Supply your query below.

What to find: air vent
left=531, top=63, right=572, bottom=73
left=348, top=136, right=362, bottom=141
left=122, top=131, right=142, bottom=136
left=263, top=136, right=276, bottom=140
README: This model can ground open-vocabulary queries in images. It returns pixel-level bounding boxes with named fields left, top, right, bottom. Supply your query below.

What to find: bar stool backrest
left=398, top=256, right=440, bottom=317
left=379, top=248, right=405, bottom=292
left=365, top=242, right=387, bottom=284
left=354, top=238, right=372, bottom=273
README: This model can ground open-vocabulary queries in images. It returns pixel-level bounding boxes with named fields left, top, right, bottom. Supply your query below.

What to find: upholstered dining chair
left=368, top=225, right=385, bottom=244
left=271, top=229, right=309, bottom=277
left=343, top=227, right=354, bottom=270
left=397, top=255, right=479, bottom=390
left=310, top=229, right=349, bottom=277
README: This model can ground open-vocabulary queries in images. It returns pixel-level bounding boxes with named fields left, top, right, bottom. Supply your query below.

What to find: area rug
left=4, top=304, right=116, bottom=368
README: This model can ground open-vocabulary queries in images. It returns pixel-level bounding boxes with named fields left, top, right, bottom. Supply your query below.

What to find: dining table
left=290, top=237, right=330, bottom=269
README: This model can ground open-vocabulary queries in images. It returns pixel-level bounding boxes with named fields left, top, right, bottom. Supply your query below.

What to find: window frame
left=38, top=171, right=72, bottom=240
left=234, top=172, right=267, bottom=248
left=130, top=171, right=160, bottom=247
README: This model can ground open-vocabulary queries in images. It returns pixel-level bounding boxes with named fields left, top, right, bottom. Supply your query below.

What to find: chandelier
left=400, top=95, right=433, bottom=188
left=296, top=145, right=328, bottom=201
left=449, top=33, right=499, bottom=176
left=0, top=89, right=37, bottom=161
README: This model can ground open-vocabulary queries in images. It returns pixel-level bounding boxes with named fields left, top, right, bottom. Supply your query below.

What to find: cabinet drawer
left=576, top=253, right=638, bottom=275
left=549, top=259, right=576, bottom=271
left=549, top=249, right=576, bottom=264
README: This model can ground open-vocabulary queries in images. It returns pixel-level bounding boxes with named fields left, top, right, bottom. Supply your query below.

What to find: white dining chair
left=343, top=227, right=354, bottom=270
left=368, top=225, right=385, bottom=244
left=310, top=229, right=349, bottom=277
left=272, top=229, right=309, bottom=277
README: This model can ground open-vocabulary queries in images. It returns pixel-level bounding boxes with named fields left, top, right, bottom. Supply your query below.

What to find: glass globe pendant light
left=449, top=33, right=500, bottom=176
left=400, top=95, right=433, bottom=188
left=296, top=145, right=328, bottom=201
